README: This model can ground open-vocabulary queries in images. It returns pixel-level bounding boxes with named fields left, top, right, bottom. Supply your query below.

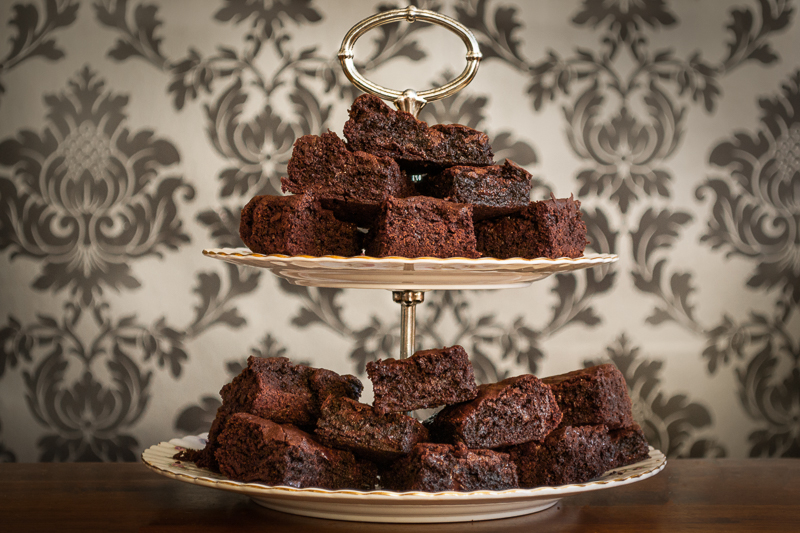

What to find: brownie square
left=315, top=396, right=429, bottom=463
left=183, top=356, right=363, bottom=472
left=474, top=195, right=588, bottom=258
left=220, top=356, right=363, bottom=429
left=383, top=442, right=518, bottom=492
left=507, top=425, right=613, bottom=487
left=608, top=423, right=650, bottom=468
left=367, top=345, right=479, bottom=414
left=542, top=364, right=635, bottom=429
left=343, top=94, right=493, bottom=171
left=281, top=131, right=415, bottom=225
left=416, top=160, right=532, bottom=220
left=428, top=374, right=562, bottom=449
left=214, top=413, right=377, bottom=490
left=364, top=196, right=480, bottom=258
left=239, top=193, right=362, bottom=256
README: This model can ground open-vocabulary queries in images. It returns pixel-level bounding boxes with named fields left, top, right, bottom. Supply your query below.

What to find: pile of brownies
left=178, top=346, right=650, bottom=492
left=238, top=94, right=589, bottom=259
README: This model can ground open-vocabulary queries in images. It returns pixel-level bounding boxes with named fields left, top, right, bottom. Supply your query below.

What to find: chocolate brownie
left=608, top=423, right=650, bottom=468
left=428, top=374, right=562, bottom=449
left=416, top=160, right=532, bottom=220
left=182, top=356, right=362, bottom=471
left=281, top=131, right=415, bottom=225
left=343, top=94, right=493, bottom=170
left=214, top=413, right=377, bottom=489
left=220, top=355, right=363, bottom=427
left=508, top=425, right=613, bottom=487
left=542, top=364, right=634, bottom=429
left=315, top=396, right=429, bottom=463
left=474, top=194, right=588, bottom=258
left=220, top=355, right=363, bottom=428
left=239, top=193, right=361, bottom=256
left=367, top=345, right=479, bottom=414
left=383, top=442, right=518, bottom=492
left=363, top=196, right=480, bottom=258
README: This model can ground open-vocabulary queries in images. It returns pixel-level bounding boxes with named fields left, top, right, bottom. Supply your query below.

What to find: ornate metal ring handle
left=338, top=6, right=482, bottom=117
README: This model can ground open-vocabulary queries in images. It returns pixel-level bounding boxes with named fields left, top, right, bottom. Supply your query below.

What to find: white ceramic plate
left=142, top=434, right=666, bottom=523
left=202, top=248, right=619, bottom=290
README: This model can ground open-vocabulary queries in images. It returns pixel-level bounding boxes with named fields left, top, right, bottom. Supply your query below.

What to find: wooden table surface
left=1, top=459, right=798, bottom=532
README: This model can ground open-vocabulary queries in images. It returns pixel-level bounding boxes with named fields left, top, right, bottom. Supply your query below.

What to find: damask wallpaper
left=0, top=0, right=798, bottom=463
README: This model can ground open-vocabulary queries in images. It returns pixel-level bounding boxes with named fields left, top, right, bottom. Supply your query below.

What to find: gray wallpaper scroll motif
left=699, top=70, right=800, bottom=457
left=0, top=0, right=798, bottom=461
left=0, top=0, right=80, bottom=105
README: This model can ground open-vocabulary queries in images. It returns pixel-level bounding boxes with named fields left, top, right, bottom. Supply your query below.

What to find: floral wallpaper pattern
left=0, top=0, right=798, bottom=462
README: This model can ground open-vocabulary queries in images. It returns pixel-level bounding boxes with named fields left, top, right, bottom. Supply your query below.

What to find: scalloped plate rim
left=142, top=436, right=666, bottom=501
left=202, top=248, right=619, bottom=266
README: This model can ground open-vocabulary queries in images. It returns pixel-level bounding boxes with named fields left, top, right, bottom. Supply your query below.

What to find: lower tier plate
left=201, top=249, right=619, bottom=290
left=142, top=434, right=666, bottom=523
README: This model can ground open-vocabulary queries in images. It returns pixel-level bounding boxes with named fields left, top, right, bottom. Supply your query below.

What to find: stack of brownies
left=178, top=347, right=650, bottom=492
left=238, top=94, right=589, bottom=259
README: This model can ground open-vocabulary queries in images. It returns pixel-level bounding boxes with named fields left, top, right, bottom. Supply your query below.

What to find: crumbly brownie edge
left=367, top=346, right=479, bottom=414
left=383, top=443, right=517, bottom=492
left=508, top=425, right=612, bottom=487
left=430, top=374, right=562, bottom=449
left=314, top=396, right=429, bottom=463
left=542, top=364, right=635, bottom=429
left=364, top=197, right=480, bottom=259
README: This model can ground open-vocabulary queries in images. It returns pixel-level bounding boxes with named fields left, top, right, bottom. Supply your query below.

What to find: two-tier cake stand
left=142, top=7, right=665, bottom=523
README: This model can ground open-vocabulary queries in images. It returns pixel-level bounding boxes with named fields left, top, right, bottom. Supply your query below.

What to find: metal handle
left=338, top=6, right=482, bottom=117
left=393, top=290, right=424, bottom=359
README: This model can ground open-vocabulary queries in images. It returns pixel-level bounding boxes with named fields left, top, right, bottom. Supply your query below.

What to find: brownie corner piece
left=542, top=363, right=634, bottom=429
left=239, top=193, right=361, bottom=256
left=214, top=412, right=377, bottom=490
left=418, top=159, right=532, bottom=220
left=315, top=396, right=429, bottom=462
left=383, top=442, right=518, bottom=492
left=282, top=131, right=414, bottom=224
left=429, top=374, right=562, bottom=449
left=343, top=93, right=493, bottom=169
left=609, top=423, right=650, bottom=468
left=220, top=355, right=362, bottom=428
left=366, top=345, right=478, bottom=414
left=364, top=196, right=480, bottom=258
left=508, top=425, right=612, bottom=487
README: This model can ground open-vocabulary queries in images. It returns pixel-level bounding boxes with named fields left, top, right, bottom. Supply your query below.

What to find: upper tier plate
left=202, top=248, right=619, bottom=290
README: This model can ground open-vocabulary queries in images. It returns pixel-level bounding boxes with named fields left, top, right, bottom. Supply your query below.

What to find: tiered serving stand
left=141, top=7, right=666, bottom=523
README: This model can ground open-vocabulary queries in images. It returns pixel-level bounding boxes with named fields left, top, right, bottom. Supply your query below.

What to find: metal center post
left=392, top=290, right=425, bottom=359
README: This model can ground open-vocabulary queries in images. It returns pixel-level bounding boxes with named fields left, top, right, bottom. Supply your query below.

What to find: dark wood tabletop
left=1, top=459, right=798, bottom=532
